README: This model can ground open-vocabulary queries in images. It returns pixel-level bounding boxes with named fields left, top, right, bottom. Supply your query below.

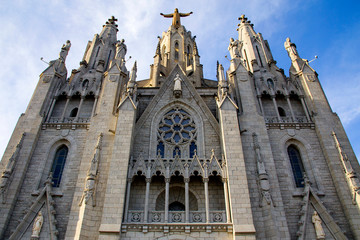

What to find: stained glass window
left=287, top=145, right=305, bottom=187
left=51, top=145, right=68, bottom=187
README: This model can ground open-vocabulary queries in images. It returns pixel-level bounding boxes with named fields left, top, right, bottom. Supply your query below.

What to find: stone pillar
left=164, top=178, right=170, bottom=223
left=271, top=96, right=281, bottom=122
left=60, top=96, right=70, bottom=122
left=286, top=96, right=296, bottom=122
left=124, top=179, right=132, bottom=222
left=204, top=178, right=210, bottom=223
left=144, top=178, right=151, bottom=223
left=223, top=178, right=231, bottom=223
left=300, top=96, right=311, bottom=122
left=74, top=96, right=85, bottom=122
left=184, top=178, right=190, bottom=223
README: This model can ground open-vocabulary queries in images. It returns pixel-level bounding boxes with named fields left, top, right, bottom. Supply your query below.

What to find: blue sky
left=0, top=0, right=359, bottom=159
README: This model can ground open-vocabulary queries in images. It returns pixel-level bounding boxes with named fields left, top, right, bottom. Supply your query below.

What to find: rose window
left=157, top=108, right=197, bottom=158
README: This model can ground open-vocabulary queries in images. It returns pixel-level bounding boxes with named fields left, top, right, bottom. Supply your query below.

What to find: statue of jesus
left=160, top=8, right=193, bottom=29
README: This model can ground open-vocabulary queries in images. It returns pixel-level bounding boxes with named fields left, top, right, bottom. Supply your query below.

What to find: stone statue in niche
left=312, top=211, right=325, bottom=239
left=228, top=38, right=240, bottom=59
left=173, top=73, right=182, bottom=98
left=31, top=211, right=43, bottom=239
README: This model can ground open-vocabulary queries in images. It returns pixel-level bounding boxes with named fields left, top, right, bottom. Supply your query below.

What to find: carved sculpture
left=59, top=40, right=71, bottom=62
left=115, top=39, right=127, bottom=62
left=217, top=63, right=228, bottom=100
left=228, top=38, right=240, bottom=59
left=31, top=211, right=43, bottom=239
left=332, top=131, right=360, bottom=204
left=312, top=211, right=325, bottom=239
left=160, top=8, right=193, bottom=29
left=0, top=133, right=25, bottom=203
left=127, top=61, right=137, bottom=96
left=80, top=133, right=102, bottom=206
left=284, top=37, right=299, bottom=61
left=253, top=133, right=274, bottom=206
left=173, top=73, right=182, bottom=98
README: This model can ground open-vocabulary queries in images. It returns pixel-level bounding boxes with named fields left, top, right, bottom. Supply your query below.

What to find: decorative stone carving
left=253, top=133, right=274, bottom=206
left=312, top=211, right=325, bottom=239
left=79, top=133, right=103, bottom=206
left=213, top=213, right=223, bottom=222
left=332, top=131, right=360, bottom=204
left=31, top=211, right=43, bottom=239
left=192, top=213, right=202, bottom=222
left=217, top=63, right=228, bottom=100
left=0, top=132, right=25, bottom=203
left=173, top=74, right=182, bottom=98
left=127, top=61, right=137, bottom=96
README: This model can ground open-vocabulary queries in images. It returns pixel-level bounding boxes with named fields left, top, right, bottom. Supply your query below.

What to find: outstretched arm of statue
left=160, top=13, right=173, bottom=18
left=179, top=12, right=193, bottom=17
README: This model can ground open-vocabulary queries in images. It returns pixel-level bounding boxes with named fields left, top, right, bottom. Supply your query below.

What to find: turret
left=148, top=9, right=203, bottom=87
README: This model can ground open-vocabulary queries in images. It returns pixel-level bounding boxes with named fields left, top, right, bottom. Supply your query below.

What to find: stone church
left=0, top=9, right=359, bottom=240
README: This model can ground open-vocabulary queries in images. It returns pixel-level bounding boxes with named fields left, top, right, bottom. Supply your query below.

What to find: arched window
left=287, top=145, right=305, bottom=187
left=51, top=145, right=68, bottom=187
left=169, top=201, right=185, bottom=211
left=174, top=41, right=179, bottom=60
left=278, top=107, right=286, bottom=117
left=70, top=108, right=78, bottom=117
left=82, top=79, right=89, bottom=89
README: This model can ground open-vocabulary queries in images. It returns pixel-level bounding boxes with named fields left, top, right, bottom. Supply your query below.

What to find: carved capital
left=165, top=178, right=171, bottom=183
left=184, top=178, right=190, bottom=183
left=145, top=178, right=152, bottom=183
left=203, top=178, right=209, bottom=183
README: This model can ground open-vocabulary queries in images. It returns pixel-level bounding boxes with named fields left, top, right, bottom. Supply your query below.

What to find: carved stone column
left=46, top=97, right=57, bottom=122
left=184, top=178, right=190, bottom=223
left=60, top=96, right=71, bottom=122
left=124, top=178, right=132, bottom=222
left=74, top=96, right=85, bottom=122
left=203, top=178, right=210, bottom=223
left=91, top=96, right=99, bottom=117
left=300, top=96, right=311, bottom=122
left=144, top=178, right=151, bottom=223
left=164, top=177, right=170, bottom=223
left=271, top=96, right=281, bottom=122
left=222, top=178, right=231, bottom=223
left=286, top=96, right=296, bottom=122
left=257, top=96, right=264, bottom=115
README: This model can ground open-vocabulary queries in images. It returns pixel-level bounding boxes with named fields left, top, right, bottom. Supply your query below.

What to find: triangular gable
left=9, top=176, right=58, bottom=240
left=297, top=180, right=347, bottom=240
left=135, top=65, right=220, bottom=137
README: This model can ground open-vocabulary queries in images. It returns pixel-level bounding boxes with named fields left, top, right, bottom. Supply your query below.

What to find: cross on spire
left=106, top=16, right=118, bottom=27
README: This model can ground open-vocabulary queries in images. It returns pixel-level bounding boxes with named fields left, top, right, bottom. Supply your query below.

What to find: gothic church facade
left=0, top=10, right=360, bottom=240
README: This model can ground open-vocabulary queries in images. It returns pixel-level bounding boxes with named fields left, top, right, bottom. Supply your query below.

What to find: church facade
left=0, top=10, right=360, bottom=240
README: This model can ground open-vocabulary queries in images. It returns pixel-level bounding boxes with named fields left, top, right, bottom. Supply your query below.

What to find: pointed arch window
left=287, top=145, right=305, bottom=187
left=278, top=107, right=286, bottom=117
left=51, top=145, right=68, bottom=187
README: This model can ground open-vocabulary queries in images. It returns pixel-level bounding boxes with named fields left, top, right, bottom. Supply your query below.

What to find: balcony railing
left=265, top=116, right=309, bottom=124
left=127, top=210, right=226, bottom=223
